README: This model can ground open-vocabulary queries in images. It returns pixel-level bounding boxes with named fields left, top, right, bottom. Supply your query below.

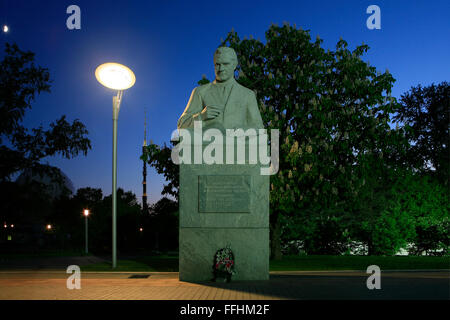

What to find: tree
left=142, top=24, right=411, bottom=257
left=98, top=188, right=142, bottom=252
left=54, top=187, right=143, bottom=253
left=141, top=142, right=179, bottom=200
left=397, top=174, right=449, bottom=255
left=145, top=197, right=179, bottom=252
left=352, top=168, right=415, bottom=255
left=0, top=43, right=91, bottom=183
left=218, top=23, right=407, bottom=258
left=140, top=76, right=213, bottom=200
left=393, top=82, right=449, bottom=184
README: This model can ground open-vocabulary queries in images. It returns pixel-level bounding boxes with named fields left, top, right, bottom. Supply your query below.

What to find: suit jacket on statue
left=177, top=78, right=264, bottom=130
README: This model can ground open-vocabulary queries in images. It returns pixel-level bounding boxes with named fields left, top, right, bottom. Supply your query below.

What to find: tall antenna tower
left=142, top=108, right=148, bottom=213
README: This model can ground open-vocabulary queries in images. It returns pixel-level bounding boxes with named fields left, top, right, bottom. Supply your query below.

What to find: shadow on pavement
left=188, top=272, right=450, bottom=300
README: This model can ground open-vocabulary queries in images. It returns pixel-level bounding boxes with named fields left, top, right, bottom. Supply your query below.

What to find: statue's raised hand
left=200, top=105, right=223, bottom=120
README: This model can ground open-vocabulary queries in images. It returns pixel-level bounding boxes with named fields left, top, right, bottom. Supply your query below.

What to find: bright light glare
left=46, top=224, right=52, bottom=230
left=3, top=25, right=8, bottom=33
left=95, top=62, right=136, bottom=90
left=84, top=209, right=90, bottom=217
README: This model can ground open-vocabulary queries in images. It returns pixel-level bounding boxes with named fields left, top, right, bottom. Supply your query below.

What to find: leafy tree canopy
left=0, top=43, right=91, bottom=183
left=394, top=81, right=449, bottom=184
left=141, top=142, right=179, bottom=200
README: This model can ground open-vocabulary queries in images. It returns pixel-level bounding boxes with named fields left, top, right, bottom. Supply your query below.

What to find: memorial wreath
left=212, top=245, right=236, bottom=282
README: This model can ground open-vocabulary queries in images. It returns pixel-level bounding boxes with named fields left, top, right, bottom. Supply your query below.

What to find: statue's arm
left=247, top=91, right=264, bottom=129
left=177, top=88, right=204, bottom=129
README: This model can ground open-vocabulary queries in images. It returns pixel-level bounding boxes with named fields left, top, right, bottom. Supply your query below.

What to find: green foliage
left=74, top=187, right=103, bottom=205
left=0, top=42, right=91, bottom=182
left=81, top=254, right=450, bottom=272
left=221, top=23, right=402, bottom=210
left=198, top=74, right=211, bottom=86
left=0, top=180, right=53, bottom=225
left=0, top=43, right=92, bottom=251
left=97, top=188, right=142, bottom=252
left=218, top=23, right=407, bottom=256
left=47, top=187, right=144, bottom=253
left=354, top=171, right=449, bottom=255
left=144, top=197, right=179, bottom=252
left=141, top=142, right=179, bottom=199
left=48, top=187, right=179, bottom=254
left=394, top=82, right=449, bottom=184
left=139, top=24, right=447, bottom=257
left=399, top=175, right=449, bottom=255
left=269, top=255, right=450, bottom=271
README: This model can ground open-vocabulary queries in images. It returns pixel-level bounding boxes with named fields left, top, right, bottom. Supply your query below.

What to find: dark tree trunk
left=270, top=211, right=283, bottom=260
left=367, top=240, right=375, bottom=256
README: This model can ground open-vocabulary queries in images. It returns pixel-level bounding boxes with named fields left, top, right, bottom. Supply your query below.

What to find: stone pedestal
left=178, top=137, right=269, bottom=281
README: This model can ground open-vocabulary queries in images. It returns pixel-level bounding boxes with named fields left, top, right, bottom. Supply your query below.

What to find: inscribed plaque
left=198, top=175, right=251, bottom=213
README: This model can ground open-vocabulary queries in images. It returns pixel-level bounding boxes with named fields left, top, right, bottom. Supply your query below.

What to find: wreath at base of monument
left=212, top=245, right=236, bottom=282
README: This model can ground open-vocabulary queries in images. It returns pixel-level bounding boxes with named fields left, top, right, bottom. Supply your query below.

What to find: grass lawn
left=80, top=254, right=450, bottom=272
left=0, top=249, right=91, bottom=259
left=269, top=255, right=450, bottom=271
left=81, top=255, right=179, bottom=272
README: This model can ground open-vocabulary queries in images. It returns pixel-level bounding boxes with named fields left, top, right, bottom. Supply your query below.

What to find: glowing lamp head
left=46, top=224, right=52, bottom=230
left=95, top=62, right=135, bottom=90
left=3, top=25, right=8, bottom=33
left=84, top=209, right=90, bottom=217
left=139, top=227, right=143, bottom=232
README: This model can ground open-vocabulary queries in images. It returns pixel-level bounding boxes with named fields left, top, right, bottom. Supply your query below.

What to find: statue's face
left=214, top=54, right=236, bottom=82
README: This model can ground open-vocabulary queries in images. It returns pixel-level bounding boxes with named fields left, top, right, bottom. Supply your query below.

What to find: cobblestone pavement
left=0, top=270, right=448, bottom=300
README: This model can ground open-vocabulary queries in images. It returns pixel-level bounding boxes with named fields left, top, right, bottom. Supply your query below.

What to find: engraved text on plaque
left=198, top=175, right=251, bottom=213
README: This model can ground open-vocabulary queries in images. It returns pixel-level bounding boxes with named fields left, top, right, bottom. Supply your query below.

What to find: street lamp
left=84, top=209, right=90, bottom=254
left=95, top=62, right=136, bottom=268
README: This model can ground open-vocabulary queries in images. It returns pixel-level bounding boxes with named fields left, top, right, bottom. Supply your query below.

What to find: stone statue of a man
left=177, top=47, right=264, bottom=130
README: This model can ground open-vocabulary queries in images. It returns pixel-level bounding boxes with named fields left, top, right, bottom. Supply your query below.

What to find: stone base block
left=179, top=227, right=269, bottom=281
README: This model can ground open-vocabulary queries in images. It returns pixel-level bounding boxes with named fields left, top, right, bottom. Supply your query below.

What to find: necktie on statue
left=218, top=85, right=227, bottom=105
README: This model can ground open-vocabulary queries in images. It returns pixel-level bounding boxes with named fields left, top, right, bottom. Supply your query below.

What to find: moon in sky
left=3, top=25, right=8, bottom=33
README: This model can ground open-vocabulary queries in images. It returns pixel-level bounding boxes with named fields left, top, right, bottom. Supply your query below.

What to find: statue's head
left=213, top=47, right=238, bottom=82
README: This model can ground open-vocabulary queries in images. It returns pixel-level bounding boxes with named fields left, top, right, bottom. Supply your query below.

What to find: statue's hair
left=214, top=47, right=238, bottom=65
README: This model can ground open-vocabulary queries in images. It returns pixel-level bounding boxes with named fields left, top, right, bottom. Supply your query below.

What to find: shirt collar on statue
left=213, top=77, right=236, bottom=89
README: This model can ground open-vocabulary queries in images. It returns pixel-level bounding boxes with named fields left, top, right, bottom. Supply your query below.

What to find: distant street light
left=95, top=62, right=135, bottom=269
left=3, top=25, right=8, bottom=33
left=139, top=227, right=143, bottom=232
left=46, top=224, right=52, bottom=230
left=10, top=224, right=14, bottom=228
left=84, top=209, right=90, bottom=254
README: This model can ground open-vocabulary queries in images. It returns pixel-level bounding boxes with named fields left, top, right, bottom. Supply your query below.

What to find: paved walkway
left=0, top=270, right=448, bottom=300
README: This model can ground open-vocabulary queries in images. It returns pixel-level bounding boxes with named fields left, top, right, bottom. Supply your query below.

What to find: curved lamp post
left=95, top=62, right=135, bottom=268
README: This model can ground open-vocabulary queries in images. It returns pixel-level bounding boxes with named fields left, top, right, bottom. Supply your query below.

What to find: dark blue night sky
left=1, top=0, right=449, bottom=204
